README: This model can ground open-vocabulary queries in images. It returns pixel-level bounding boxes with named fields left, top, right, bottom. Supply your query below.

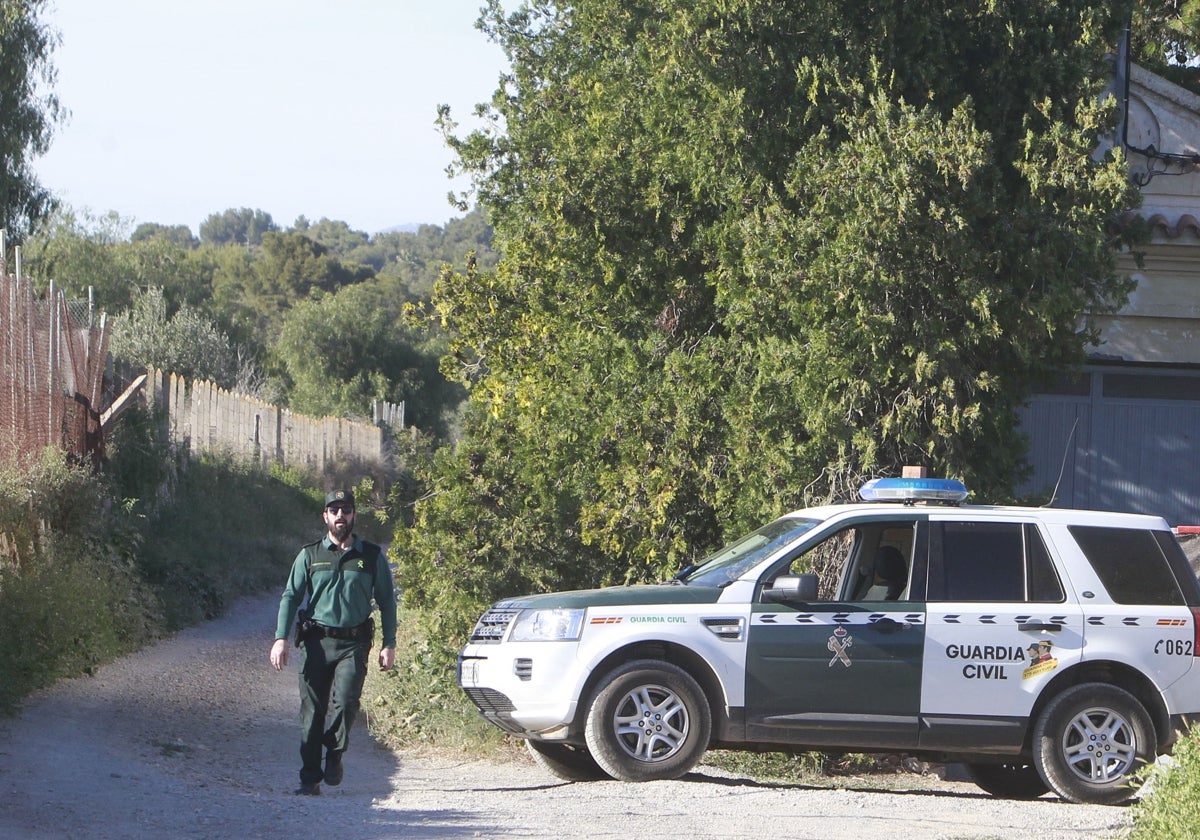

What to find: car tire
left=1032, top=682, right=1156, bottom=804
left=965, top=761, right=1050, bottom=799
left=583, top=659, right=711, bottom=782
left=525, top=739, right=611, bottom=781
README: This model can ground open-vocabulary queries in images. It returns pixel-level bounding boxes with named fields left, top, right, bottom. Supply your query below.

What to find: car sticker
left=754, top=612, right=923, bottom=626
left=827, top=627, right=853, bottom=668
left=1022, top=641, right=1059, bottom=679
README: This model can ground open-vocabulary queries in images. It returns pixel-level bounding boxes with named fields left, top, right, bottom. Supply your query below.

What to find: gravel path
left=0, top=594, right=1134, bottom=839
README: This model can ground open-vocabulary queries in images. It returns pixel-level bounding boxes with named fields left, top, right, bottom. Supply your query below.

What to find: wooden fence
left=143, top=369, right=390, bottom=473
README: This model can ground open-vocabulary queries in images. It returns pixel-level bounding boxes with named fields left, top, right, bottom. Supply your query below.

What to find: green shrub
left=362, top=606, right=515, bottom=757
left=0, top=450, right=161, bottom=712
left=0, top=442, right=318, bottom=713
left=102, top=402, right=175, bottom=514
left=1127, top=730, right=1200, bottom=839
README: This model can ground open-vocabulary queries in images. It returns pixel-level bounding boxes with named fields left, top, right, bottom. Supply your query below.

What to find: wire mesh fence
left=0, top=258, right=109, bottom=468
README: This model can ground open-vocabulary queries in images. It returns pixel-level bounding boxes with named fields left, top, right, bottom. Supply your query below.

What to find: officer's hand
left=270, top=638, right=289, bottom=671
left=378, top=646, right=395, bottom=671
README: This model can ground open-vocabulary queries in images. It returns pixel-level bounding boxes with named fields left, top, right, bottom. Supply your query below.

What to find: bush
left=0, top=449, right=161, bottom=712
left=1127, top=731, right=1200, bottom=839
left=0, top=441, right=317, bottom=713
left=361, top=606, right=515, bottom=757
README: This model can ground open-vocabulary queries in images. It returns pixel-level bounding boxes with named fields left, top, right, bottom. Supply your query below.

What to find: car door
left=918, top=515, right=1084, bottom=752
left=744, top=516, right=928, bottom=749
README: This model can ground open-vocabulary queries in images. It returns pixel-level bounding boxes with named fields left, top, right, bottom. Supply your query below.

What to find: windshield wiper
left=670, top=564, right=698, bottom=584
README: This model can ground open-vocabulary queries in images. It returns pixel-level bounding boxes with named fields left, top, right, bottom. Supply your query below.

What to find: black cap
left=324, top=489, right=355, bottom=508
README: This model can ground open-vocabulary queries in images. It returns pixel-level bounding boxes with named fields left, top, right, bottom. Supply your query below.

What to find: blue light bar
left=859, top=477, right=969, bottom=504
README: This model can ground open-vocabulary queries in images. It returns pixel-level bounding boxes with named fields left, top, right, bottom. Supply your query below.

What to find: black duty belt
left=317, top=619, right=373, bottom=639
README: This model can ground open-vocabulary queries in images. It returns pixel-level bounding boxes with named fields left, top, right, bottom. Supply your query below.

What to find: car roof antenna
left=1043, top=416, right=1080, bottom=509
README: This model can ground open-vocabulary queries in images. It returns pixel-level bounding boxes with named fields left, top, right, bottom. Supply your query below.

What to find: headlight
left=508, top=608, right=585, bottom=642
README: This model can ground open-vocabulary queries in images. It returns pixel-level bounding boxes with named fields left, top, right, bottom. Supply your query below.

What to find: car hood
left=492, top=583, right=725, bottom=610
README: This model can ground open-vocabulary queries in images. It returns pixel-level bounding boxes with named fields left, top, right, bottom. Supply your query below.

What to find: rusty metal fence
left=0, top=251, right=109, bottom=467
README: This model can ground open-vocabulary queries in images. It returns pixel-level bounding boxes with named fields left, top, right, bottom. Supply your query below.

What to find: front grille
left=463, top=686, right=515, bottom=714
left=470, top=608, right=520, bottom=643
left=462, top=687, right=524, bottom=733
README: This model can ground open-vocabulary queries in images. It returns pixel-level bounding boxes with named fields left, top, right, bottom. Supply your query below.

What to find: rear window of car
left=1068, top=526, right=1185, bottom=605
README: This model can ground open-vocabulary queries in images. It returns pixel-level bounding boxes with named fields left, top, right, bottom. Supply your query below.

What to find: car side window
left=1027, top=524, right=1065, bottom=602
left=784, top=527, right=857, bottom=600
left=1070, top=525, right=1185, bottom=605
left=782, top=520, right=919, bottom=601
left=927, top=521, right=1064, bottom=603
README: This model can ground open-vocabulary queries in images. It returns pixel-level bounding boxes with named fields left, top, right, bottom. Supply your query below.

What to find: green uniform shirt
left=274, top=535, right=398, bottom=648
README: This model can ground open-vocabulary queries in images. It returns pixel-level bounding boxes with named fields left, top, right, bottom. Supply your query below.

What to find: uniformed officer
left=269, top=489, right=397, bottom=796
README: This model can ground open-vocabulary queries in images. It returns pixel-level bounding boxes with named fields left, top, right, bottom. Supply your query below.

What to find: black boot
left=324, top=750, right=344, bottom=786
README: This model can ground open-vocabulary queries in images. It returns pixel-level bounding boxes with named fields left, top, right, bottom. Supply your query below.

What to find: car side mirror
left=762, top=573, right=819, bottom=603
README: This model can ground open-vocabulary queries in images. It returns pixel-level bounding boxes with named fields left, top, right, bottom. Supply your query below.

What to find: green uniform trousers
left=297, top=632, right=370, bottom=785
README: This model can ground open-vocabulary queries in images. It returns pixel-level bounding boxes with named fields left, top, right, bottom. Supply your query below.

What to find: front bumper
left=458, top=641, right=584, bottom=736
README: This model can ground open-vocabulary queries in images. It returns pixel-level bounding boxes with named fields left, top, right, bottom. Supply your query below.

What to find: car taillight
left=1192, top=607, right=1200, bottom=655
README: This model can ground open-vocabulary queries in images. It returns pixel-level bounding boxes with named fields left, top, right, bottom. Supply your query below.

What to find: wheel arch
left=572, top=641, right=727, bottom=743
left=1029, top=660, right=1171, bottom=753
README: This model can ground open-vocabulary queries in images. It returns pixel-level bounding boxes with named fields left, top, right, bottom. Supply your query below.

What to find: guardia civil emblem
left=828, top=626, right=853, bottom=668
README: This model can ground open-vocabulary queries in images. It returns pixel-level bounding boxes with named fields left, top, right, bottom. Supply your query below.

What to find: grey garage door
left=1017, top=365, right=1200, bottom=527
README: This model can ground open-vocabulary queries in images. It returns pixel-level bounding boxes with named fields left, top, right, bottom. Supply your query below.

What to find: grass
left=4, top=430, right=1193, bottom=829
left=132, top=454, right=315, bottom=629
left=702, top=749, right=938, bottom=788
left=362, top=609, right=520, bottom=759
left=362, top=613, right=954, bottom=790
left=1125, top=732, right=1200, bottom=839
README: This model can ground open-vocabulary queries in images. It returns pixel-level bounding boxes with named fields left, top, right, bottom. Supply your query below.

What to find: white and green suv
left=458, top=478, right=1200, bottom=804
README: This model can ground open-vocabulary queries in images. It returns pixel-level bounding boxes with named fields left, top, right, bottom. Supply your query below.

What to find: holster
left=293, top=608, right=318, bottom=647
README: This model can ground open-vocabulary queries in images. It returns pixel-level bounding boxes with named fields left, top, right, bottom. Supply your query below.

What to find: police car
left=458, top=477, right=1200, bottom=804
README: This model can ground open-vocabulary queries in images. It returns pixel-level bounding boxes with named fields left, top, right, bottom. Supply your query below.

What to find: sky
left=33, top=0, right=508, bottom=236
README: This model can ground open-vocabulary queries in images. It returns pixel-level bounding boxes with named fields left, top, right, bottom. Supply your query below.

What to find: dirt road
left=0, top=594, right=1133, bottom=839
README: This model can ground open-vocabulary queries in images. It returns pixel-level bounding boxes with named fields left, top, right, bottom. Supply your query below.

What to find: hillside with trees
left=21, top=206, right=497, bottom=436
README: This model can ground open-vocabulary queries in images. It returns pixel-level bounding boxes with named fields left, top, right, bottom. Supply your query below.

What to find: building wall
left=1019, top=65, right=1200, bottom=523
left=1089, top=64, right=1200, bottom=365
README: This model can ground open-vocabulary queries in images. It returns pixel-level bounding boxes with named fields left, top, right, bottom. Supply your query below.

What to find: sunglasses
left=326, top=504, right=354, bottom=514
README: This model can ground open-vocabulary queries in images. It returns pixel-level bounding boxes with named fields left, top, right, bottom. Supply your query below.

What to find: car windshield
left=679, top=517, right=820, bottom=587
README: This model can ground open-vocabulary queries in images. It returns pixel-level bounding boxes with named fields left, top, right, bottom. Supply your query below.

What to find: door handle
left=1017, top=622, right=1062, bottom=632
left=871, top=617, right=906, bottom=633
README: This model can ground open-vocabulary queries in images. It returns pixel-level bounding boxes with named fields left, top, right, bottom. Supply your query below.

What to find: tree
left=207, top=230, right=368, bottom=346
left=0, top=1, right=62, bottom=242
left=290, top=216, right=370, bottom=255
left=397, top=1, right=1149, bottom=645
left=199, top=207, right=277, bottom=246
left=23, top=208, right=139, bottom=311
left=346, top=208, right=499, bottom=302
left=1132, top=1, right=1200, bottom=92
left=273, top=281, right=461, bottom=435
left=25, top=208, right=217, bottom=315
left=131, top=222, right=199, bottom=249
left=109, top=287, right=248, bottom=386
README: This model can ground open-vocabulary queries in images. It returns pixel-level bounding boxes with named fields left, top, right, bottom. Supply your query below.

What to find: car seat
left=864, top=545, right=907, bottom=600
